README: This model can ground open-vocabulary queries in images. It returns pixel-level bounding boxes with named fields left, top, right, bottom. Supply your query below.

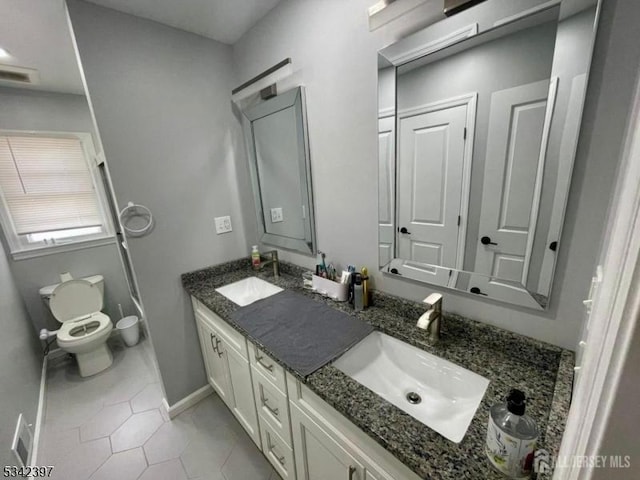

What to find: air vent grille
left=0, top=65, right=39, bottom=85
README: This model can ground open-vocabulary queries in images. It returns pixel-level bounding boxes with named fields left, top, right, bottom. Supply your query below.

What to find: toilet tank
left=39, top=275, right=105, bottom=308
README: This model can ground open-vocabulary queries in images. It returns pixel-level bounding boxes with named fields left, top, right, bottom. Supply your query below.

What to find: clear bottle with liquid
left=485, top=389, right=539, bottom=478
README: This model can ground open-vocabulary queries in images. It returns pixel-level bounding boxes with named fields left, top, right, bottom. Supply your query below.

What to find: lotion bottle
left=251, top=245, right=260, bottom=270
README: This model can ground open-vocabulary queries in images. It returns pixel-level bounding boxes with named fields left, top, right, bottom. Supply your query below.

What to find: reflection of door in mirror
left=397, top=103, right=468, bottom=277
left=378, top=115, right=395, bottom=267
left=474, top=78, right=557, bottom=285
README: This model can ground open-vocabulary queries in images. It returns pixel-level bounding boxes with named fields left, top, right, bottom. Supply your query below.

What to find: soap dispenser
left=485, top=389, right=539, bottom=478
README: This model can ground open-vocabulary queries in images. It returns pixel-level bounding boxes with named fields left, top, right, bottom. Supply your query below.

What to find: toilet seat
left=56, top=312, right=112, bottom=345
left=50, top=279, right=104, bottom=324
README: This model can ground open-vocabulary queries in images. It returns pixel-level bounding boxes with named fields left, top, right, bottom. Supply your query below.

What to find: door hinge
left=463, top=127, right=467, bottom=140
left=457, top=215, right=461, bottom=226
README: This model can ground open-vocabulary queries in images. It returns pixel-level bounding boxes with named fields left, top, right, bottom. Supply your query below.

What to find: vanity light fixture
left=0, top=47, right=11, bottom=59
left=369, top=0, right=397, bottom=17
left=444, top=0, right=487, bottom=17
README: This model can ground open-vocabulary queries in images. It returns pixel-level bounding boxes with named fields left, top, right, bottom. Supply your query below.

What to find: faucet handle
left=422, top=293, right=442, bottom=308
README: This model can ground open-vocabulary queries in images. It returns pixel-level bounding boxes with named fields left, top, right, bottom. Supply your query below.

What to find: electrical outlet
left=270, top=207, right=284, bottom=223
left=214, top=216, right=233, bottom=234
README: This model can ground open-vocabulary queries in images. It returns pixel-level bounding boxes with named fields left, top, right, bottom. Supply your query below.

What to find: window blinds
left=0, top=135, right=103, bottom=235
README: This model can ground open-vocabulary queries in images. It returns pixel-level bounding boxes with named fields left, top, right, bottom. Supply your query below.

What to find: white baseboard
left=162, top=384, right=213, bottom=420
left=29, top=354, right=48, bottom=469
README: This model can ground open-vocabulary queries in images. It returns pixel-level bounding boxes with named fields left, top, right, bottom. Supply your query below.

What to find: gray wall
left=0, top=87, right=134, bottom=332
left=233, top=0, right=640, bottom=350
left=0, top=238, right=41, bottom=467
left=66, top=0, right=251, bottom=405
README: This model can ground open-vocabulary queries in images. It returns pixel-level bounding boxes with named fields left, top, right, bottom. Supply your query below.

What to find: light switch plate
left=214, top=216, right=233, bottom=234
left=270, top=207, right=284, bottom=223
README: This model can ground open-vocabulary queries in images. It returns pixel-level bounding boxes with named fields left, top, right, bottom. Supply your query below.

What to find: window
left=0, top=132, right=113, bottom=257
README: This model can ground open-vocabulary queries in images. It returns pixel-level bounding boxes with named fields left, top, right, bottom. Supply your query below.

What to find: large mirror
left=378, top=0, right=600, bottom=309
left=242, top=87, right=316, bottom=255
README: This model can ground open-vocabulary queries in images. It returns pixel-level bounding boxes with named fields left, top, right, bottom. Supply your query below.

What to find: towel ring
left=118, top=202, right=153, bottom=236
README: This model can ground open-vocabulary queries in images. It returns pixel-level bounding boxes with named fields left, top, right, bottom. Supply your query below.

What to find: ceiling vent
left=444, top=0, right=487, bottom=16
left=0, top=64, right=39, bottom=86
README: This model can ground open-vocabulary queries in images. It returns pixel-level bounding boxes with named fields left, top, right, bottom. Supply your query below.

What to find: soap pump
left=485, top=389, right=539, bottom=478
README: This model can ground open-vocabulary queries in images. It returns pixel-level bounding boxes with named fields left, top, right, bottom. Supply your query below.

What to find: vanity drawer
left=192, top=297, right=248, bottom=360
left=252, top=366, right=292, bottom=447
left=260, top=418, right=296, bottom=480
left=250, top=342, right=287, bottom=394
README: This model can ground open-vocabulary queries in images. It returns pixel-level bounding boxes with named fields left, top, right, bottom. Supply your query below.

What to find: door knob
left=470, top=287, right=488, bottom=296
left=399, top=227, right=411, bottom=234
left=480, top=236, right=497, bottom=246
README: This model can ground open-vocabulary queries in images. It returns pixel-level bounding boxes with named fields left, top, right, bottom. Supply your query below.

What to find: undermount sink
left=215, top=277, right=283, bottom=306
left=333, top=331, right=489, bottom=443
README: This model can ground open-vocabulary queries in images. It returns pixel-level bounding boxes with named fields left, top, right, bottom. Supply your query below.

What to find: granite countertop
left=182, top=258, right=574, bottom=480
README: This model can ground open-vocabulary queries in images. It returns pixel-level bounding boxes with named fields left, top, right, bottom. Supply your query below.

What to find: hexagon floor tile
left=41, top=337, right=273, bottom=480
left=139, top=458, right=189, bottom=480
left=110, top=409, right=164, bottom=452
left=80, top=401, right=132, bottom=442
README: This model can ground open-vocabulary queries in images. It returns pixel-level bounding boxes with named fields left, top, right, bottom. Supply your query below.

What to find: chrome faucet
left=259, top=250, right=280, bottom=278
left=416, top=293, right=443, bottom=343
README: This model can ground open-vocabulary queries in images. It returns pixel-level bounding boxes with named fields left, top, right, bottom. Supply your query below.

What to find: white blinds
left=0, top=135, right=103, bottom=235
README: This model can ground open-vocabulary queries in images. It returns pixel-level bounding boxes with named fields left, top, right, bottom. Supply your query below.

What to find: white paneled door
left=474, top=79, right=551, bottom=285
left=378, top=115, right=395, bottom=268
left=397, top=103, right=467, bottom=282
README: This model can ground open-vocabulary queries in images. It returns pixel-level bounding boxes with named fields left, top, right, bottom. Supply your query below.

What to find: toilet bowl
left=40, top=275, right=114, bottom=377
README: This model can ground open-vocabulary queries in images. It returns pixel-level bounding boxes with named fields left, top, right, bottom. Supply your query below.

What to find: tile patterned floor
left=40, top=337, right=278, bottom=480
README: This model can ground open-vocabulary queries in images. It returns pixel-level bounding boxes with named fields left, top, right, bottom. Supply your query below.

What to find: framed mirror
left=378, top=0, right=601, bottom=309
left=242, top=87, right=316, bottom=255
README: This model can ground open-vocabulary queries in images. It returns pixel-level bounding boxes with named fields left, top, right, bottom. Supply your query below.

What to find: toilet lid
left=49, top=280, right=103, bottom=323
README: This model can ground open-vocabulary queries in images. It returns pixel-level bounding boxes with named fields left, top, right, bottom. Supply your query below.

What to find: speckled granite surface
left=182, top=258, right=574, bottom=480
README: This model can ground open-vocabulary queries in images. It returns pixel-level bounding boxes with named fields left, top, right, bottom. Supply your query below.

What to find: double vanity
left=182, top=258, right=573, bottom=480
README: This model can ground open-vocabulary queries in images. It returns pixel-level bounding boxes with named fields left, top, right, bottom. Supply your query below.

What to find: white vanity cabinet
left=287, top=372, right=421, bottom=480
left=191, top=296, right=422, bottom=480
left=192, top=298, right=261, bottom=448
left=249, top=343, right=297, bottom=479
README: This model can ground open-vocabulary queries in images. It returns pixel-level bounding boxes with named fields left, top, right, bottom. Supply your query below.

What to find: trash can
left=116, top=316, right=140, bottom=347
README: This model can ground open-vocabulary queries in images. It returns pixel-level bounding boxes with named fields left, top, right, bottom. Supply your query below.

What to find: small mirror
left=242, top=87, right=316, bottom=255
left=378, top=0, right=600, bottom=309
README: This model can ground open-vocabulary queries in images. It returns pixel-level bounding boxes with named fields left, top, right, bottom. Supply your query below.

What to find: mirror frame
left=242, top=87, right=317, bottom=255
left=377, top=0, right=601, bottom=309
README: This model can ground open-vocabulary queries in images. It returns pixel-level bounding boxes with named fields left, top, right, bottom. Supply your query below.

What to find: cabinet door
left=196, top=318, right=232, bottom=406
left=224, top=340, right=262, bottom=448
left=291, top=404, right=364, bottom=480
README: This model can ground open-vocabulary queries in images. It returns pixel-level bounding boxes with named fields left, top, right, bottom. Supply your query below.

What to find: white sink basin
left=215, top=277, right=283, bottom=306
left=333, top=331, right=489, bottom=443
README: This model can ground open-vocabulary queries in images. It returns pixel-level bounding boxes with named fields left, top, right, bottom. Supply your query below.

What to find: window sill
left=11, top=236, right=117, bottom=261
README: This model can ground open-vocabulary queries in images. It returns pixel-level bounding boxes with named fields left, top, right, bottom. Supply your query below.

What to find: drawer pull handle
left=256, top=354, right=274, bottom=372
left=268, top=441, right=286, bottom=466
left=212, top=334, right=223, bottom=357
left=348, top=465, right=356, bottom=479
left=210, top=333, right=218, bottom=353
left=261, top=394, right=280, bottom=417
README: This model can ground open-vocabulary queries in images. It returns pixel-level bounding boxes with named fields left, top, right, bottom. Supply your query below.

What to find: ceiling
left=85, top=0, right=282, bottom=45
left=0, top=0, right=85, bottom=94
left=0, top=0, right=282, bottom=95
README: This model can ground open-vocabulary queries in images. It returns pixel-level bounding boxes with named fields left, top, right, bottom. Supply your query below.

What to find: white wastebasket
left=116, top=316, right=140, bottom=347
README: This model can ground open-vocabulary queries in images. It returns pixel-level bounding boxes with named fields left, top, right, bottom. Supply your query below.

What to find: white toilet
left=39, top=275, right=113, bottom=377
